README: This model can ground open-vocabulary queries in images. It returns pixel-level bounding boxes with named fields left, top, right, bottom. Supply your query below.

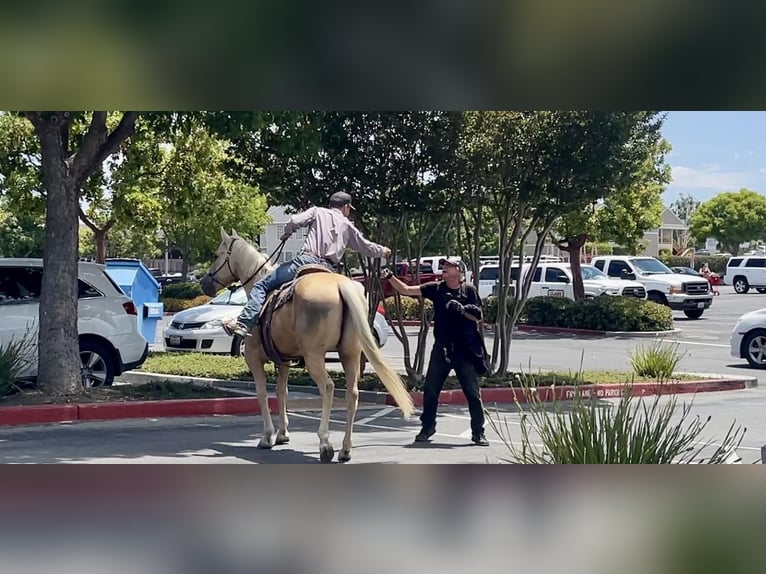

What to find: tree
left=229, top=111, right=463, bottom=383
left=21, top=111, right=138, bottom=394
left=554, top=134, right=670, bottom=298
left=670, top=192, right=700, bottom=225
left=460, top=111, right=667, bottom=374
left=689, top=189, right=766, bottom=255
left=0, top=198, right=45, bottom=257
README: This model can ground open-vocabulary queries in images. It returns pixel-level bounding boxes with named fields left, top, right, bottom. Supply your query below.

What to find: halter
left=205, top=237, right=286, bottom=290
left=204, top=237, right=240, bottom=289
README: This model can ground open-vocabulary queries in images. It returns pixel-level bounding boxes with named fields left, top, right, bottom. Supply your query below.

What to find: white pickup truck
left=590, top=255, right=713, bottom=319
left=477, top=262, right=646, bottom=301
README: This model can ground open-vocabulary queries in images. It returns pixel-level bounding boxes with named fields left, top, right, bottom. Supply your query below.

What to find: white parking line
left=673, top=340, right=730, bottom=349
left=356, top=407, right=397, bottom=425
left=287, top=411, right=466, bottom=440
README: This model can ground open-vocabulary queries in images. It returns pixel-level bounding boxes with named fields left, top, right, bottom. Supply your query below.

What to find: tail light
left=123, top=301, right=137, bottom=315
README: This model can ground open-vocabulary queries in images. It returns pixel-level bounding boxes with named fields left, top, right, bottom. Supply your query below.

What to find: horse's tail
left=337, top=279, right=414, bottom=420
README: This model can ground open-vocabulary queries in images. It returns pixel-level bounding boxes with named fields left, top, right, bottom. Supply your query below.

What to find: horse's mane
left=232, top=234, right=274, bottom=284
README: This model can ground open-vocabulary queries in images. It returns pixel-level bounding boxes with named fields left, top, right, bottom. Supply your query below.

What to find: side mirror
left=621, top=269, right=636, bottom=281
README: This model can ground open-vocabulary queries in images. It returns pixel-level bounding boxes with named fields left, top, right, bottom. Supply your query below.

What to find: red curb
left=0, top=397, right=280, bottom=427
left=0, top=404, right=78, bottom=426
left=384, top=379, right=747, bottom=407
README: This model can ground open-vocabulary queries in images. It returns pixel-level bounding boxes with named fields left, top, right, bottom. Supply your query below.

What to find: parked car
left=723, top=255, right=766, bottom=294
left=671, top=266, right=701, bottom=276
left=476, top=262, right=646, bottom=300
left=591, top=255, right=712, bottom=319
left=730, top=307, right=766, bottom=368
left=164, top=281, right=389, bottom=356
left=0, top=258, right=149, bottom=387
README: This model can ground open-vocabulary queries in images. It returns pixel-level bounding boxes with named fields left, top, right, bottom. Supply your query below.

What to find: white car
left=723, top=255, right=766, bottom=294
left=0, top=258, right=149, bottom=387
left=730, top=308, right=766, bottom=368
left=575, top=264, right=647, bottom=299
left=164, top=281, right=389, bottom=356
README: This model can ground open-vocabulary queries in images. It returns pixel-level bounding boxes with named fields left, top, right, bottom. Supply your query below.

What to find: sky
left=661, top=111, right=766, bottom=206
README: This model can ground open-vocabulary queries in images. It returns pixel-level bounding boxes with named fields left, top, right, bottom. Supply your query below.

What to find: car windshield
left=209, top=287, right=247, bottom=305
left=632, top=258, right=672, bottom=275
left=580, top=265, right=607, bottom=280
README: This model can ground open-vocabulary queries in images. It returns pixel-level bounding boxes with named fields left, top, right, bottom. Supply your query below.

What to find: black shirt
left=420, top=280, right=482, bottom=346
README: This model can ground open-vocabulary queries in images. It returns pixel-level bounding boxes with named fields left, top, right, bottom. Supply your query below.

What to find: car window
left=727, top=258, right=743, bottom=268
left=745, top=258, right=766, bottom=268
left=479, top=267, right=498, bottom=281
left=0, top=266, right=43, bottom=304
left=593, top=260, right=605, bottom=271
left=78, top=280, right=102, bottom=298
left=533, top=267, right=542, bottom=282
left=545, top=267, right=570, bottom=283
left=607, top=261, right=630, bottom=278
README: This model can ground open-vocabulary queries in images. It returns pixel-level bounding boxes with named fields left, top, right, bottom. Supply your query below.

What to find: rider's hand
left=382, top=247, right=391, bottom=258
left=279, top=232, right=291, bottom=242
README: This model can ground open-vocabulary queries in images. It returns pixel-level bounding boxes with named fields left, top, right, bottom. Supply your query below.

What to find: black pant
left=420, top=344, right=485, bottom=437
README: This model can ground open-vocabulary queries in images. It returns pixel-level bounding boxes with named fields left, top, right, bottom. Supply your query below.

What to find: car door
left=0, top=265, right=42, bottom=378
left=478, top=265, right=499, bottom=299
left=543, top=265, right=574, bottom=298
left=606, top=259, right=632, bottom=279
left=744, top=257, right=766, bottom=287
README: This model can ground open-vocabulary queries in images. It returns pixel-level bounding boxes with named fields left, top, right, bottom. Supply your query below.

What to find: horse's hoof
left=338, top=450, right=351, bottom=463
left=258, top=438, right=274, bottom=449
left=275, top=433, right=290, bottom=445
left=319, top=445, right=335, bottom=463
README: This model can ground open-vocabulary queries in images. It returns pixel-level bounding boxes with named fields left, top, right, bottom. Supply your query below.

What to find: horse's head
left=200, top=228, right=241, bottom=297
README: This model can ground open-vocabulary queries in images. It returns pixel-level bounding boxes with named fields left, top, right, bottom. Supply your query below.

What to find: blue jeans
left=237, top=254, right=334, bottom=330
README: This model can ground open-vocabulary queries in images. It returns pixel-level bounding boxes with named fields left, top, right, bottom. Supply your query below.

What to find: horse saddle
left=258, top=264, right=335, bottom=366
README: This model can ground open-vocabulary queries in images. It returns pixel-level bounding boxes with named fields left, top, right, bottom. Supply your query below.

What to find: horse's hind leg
left=337, top=348, right=361, bottom=463
left=302, top=352, right=335, bottom=463
left=275, top=364, right=291, bottom=445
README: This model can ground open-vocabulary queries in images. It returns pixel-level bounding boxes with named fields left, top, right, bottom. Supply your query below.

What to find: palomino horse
left=200, top=229, right=414, bottom=463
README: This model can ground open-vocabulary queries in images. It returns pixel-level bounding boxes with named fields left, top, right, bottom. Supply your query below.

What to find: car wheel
left=231, top=335, right=246, bottom=357
left=743, top=329, right=766, bottom=368
left=647, top=292, right=667, bottom=306
left=734, top=277, right=750, bottom=294
left=79, top=340, right=115, bottom=388
left=683, top=309, right=704, bottom=319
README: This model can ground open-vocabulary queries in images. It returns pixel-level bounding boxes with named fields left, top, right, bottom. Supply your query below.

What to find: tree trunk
left=94, top=228, right=107, bottom=264
left=34, top=119, right=82, bottom=394
left=557, top=234, right=588, bottom=300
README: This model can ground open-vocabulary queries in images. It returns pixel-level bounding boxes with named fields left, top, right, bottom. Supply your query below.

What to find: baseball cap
left=329, top=191, right=355, bottom=210
left=442, top=257, right=462, bottom=269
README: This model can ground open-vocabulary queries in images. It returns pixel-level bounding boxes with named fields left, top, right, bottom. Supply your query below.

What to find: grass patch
left=119, top=381, right=241, bottom=400
left=140, top=352, right=703, bottom=394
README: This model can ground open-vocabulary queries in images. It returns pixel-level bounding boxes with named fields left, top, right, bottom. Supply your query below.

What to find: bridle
left=205, top=237, right=286, bottom=290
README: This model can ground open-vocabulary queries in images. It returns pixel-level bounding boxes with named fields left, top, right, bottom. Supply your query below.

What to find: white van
left=478, top=262, right=574, bottom=300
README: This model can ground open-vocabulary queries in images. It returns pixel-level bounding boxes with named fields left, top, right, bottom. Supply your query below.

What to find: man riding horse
left=223, top=192, right=392, bottom=338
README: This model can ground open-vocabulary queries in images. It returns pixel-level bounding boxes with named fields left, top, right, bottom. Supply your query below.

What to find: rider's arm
left=282, top=207, right=317, bottom=238
left=345, top=223, right=389, bottom=258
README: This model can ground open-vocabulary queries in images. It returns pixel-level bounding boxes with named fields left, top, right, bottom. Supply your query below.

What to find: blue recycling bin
left=104, top=258, right=164, bottom=344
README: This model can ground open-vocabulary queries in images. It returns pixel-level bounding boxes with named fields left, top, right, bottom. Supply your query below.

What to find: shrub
left=487, top=376, right=748, bottom=464
left=495, top=295, right=673, bottom=332
left=566, top=296, right=673, bottom=332
left=0, top=327, right=36, bottom=397
left=383, top=296, right=434, bottom=321
left=162, top=295, right=212, bottom=313
left=160, top=282, right=204, bottom=300
left=629, top=340, right=686, bottom=380
left=522, top=296, right=577, bottom=328
left=481, top=295, right=515, bottom=324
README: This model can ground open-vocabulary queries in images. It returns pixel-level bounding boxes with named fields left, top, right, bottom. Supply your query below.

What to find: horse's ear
left=231, top=229, right=240, bottom=238
left=220, top=227, right=228, bottom=240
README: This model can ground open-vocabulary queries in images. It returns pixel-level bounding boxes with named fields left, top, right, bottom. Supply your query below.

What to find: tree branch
left=78, top=206, right=99, bottom=232
left=73, top=112, right=138, bottom=184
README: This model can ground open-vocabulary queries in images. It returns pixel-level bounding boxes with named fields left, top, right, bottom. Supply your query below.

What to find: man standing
left=224, top=192, right=391, bottom=338
left=382, top=257, right=489, bottom=446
